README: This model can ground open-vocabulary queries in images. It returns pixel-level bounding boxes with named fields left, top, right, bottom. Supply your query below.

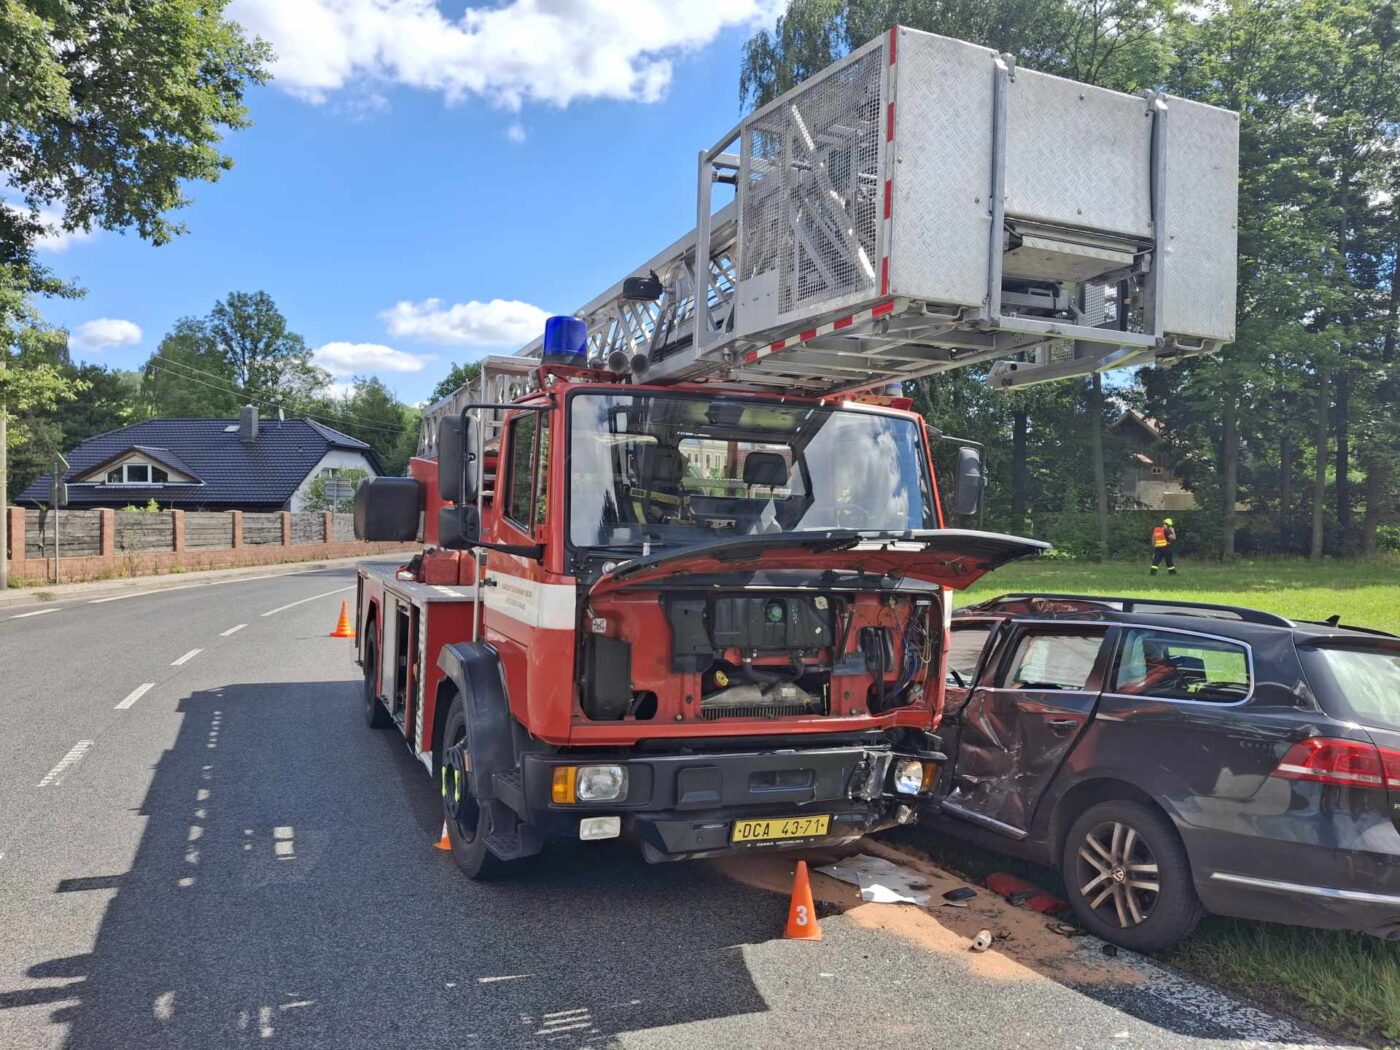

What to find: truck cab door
left=941, top=624, right=1114, bottom=838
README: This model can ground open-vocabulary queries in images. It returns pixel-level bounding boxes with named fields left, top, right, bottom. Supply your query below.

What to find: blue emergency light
left=541, top=315, right=588, bottom=364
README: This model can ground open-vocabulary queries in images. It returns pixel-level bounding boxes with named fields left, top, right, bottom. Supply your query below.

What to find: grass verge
left=937, top=555, right=1400, bottom=1046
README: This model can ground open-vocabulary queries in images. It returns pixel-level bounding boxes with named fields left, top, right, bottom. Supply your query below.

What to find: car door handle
left=1047, top=718, right=1079, bottom=735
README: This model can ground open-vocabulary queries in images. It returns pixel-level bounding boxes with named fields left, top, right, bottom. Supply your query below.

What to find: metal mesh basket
left=740, top=49, right=884, bottom=319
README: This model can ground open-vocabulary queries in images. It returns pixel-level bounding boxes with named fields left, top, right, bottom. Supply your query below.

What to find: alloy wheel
left=1075, top=820, right=1161, bottom=929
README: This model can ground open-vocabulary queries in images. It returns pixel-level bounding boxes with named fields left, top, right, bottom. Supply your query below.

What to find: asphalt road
left=0, top=563, right=1355, bottom=1049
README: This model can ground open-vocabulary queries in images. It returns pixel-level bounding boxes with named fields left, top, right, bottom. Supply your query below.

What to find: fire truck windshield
left=568, top=391, right=936, bottom=549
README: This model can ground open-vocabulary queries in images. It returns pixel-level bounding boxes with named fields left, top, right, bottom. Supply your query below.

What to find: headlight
left=576, top=764, right=628, bottom=802
left=893, top=758, right=926, bottom=795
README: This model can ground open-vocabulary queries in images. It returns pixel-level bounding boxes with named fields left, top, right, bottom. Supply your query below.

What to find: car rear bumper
left=516, top=743, right=934, bottom=861
left=1201, top=872, right=1400, bottom=940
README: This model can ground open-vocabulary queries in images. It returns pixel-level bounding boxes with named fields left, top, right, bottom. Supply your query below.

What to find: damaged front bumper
left=517, top=742, right=940, bottom=862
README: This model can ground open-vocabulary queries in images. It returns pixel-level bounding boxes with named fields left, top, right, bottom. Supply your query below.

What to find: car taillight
left=1273, top=737, right=1400, bottom=791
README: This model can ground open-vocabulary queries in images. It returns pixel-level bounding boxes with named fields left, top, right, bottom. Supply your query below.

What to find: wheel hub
left=1076, top=820, right=1161, bottom=929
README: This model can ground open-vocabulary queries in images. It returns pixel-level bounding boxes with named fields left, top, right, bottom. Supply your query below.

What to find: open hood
left=588, top=528, right=1048, bottom=598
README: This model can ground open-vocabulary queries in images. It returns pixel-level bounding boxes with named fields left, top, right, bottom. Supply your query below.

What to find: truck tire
left=440, top=693, right=508, bottom=880
left=363, top=634, right=391, bottom=729
left=1061, top=799, right=1203, bottom=952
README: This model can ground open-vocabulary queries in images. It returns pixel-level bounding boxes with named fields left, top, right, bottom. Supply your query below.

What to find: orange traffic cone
left=434, top=821, right=452, bottom=851
left=330, top=600, right=355, bottom=638
left=783, top=860, right=822, bottom=940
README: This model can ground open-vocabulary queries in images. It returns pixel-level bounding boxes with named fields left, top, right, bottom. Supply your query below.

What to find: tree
left=303, top=468, right=369, bottom=513
left=141, top=292, right=330, bottom=418
left=329, top=378, right=415, bottom=477
left=1, top=0, right=267, bottom=589
left=428, top=361, right=483, bottom=404
left=0, top=1, right=268, bottom=323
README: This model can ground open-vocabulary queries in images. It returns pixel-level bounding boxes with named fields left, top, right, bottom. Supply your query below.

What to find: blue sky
left=38, top=1, right=784, bottom=405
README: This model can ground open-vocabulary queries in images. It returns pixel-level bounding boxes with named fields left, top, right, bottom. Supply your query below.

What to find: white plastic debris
left=816, top=853, right=932, bottom=905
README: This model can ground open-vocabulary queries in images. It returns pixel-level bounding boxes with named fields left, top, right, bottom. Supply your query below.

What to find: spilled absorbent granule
left=708, top=840, right=1141, bottom=987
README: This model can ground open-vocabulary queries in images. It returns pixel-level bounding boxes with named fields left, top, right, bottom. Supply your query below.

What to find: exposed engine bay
left=580, top=588, right=938, bottom=723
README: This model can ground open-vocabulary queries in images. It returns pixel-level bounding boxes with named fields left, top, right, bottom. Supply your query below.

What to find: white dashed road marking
left=89, top=584, right=200, bottom=604
left=8, top=608, right=57, bottom=620
left=171, top=648, right=203, bottom=666
left=38, top=741, right=94, bottom=787
left=261, top=586, right=352, bottom=617
left=116, top=683, right=156, bottom=710
left=220, top=624, right=247, bottom=637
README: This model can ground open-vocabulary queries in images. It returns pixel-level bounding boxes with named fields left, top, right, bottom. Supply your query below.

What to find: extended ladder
left=423, top=27, right=1238, bottom=445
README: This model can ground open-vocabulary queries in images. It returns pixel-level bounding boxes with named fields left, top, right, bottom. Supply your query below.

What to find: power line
left=145, top=364, right=408, bottom=436
left=146, top=355, right=410, bottom=435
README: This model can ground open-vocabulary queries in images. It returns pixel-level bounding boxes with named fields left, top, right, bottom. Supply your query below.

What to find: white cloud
left=3, top=202, right=95, bottom=253
left=380, top=297, right=550, bottom=347
left=312, top=341, right=436, bottom=376
left=70, top=318, right=142, bottom=352
left=227, top=0, right=783, bottom=108
left=504, top=122, right=526, bottom=144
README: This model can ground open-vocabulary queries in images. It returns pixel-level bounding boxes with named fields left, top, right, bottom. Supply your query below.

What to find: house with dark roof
left=1112, top=409, right=1196, bottom=511
left=19, top=407, right=382, bottom=512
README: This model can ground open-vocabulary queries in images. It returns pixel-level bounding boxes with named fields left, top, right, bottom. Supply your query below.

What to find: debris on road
left=970, top=929, right=994, bottom=952
left=942, top=886, right=977, bottom=902
left=985, top=871, right=1069, bottom=916
left=817, top=853, right=933, bottom=905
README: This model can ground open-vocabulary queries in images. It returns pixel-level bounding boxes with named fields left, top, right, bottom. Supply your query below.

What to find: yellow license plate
left=731, top=815, right=831, bottom=844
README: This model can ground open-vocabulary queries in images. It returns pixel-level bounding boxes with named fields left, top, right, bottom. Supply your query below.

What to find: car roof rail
left=983, top=593, right=1296, bottom=628
left=1293, top=619, right=1398, bottom=639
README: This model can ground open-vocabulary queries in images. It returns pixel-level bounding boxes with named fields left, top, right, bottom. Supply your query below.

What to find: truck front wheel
left=440, top=693, right=508, bottom=880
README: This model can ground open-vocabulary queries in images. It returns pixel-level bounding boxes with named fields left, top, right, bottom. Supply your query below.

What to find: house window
left=1150, top=466, right=1164, bottom=476
left=104, top=462, right=168, bottom=484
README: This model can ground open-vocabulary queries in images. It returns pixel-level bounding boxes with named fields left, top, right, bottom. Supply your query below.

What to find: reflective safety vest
left=1152, top=526, right=1171, bottom=548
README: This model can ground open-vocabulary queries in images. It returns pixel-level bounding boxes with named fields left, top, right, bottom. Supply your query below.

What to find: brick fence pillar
left=7, top=507, right=25, bottom=563
left=98, top=508, right=115, bottom=558
left=171, top=510, right=186, bottom=552
left=322, top=510, right=334, bottom=543
left=231, top=510, right=243, bottom=549
left=280, top=511, right=292, bottom=546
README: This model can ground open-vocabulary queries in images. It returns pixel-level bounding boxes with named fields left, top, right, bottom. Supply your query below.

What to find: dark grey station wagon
left=928, top=594, right=1400, bottom=951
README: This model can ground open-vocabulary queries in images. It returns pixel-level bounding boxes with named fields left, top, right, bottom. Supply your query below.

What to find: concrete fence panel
left=242, top=513, right=283, bottom=545
left=24, top=509, right=105, bottom=558
left=186, top=512, right=234, bottom=549
left=290, top=513, right=323, bottom=545
left=116, top=511, right=176, bottom=553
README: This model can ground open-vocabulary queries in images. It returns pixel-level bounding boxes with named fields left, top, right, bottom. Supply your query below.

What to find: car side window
left=1001, top=631, right=1105, bottom=691
left=506, top=413, right=539, bottom=529
left=1113, top=629, right=1251, bottom=703
left=946, top=623, right=992, bottom=686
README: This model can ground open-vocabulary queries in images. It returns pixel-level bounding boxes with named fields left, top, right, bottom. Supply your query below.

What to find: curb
left=0, top=551, right=412, bottom=609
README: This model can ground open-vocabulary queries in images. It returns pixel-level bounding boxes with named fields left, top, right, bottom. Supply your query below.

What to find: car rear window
left=1112, top=629, right=1251, bottom=703
left=1300, top=646, right=1400, bottom=732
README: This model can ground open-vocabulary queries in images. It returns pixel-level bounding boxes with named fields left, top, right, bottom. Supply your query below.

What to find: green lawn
left=947, top=555, right=1400, bottom=1046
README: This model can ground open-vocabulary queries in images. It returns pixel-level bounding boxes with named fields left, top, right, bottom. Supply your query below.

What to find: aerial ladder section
left=421, top=27, right=1238, bottom=453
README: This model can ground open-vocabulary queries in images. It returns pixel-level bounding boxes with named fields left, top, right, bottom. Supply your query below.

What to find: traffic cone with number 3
left=783, top=860, right=822, bottom=940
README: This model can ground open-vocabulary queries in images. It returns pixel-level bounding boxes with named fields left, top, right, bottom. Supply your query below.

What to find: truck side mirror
left=952, top=446, right=983, bottom=518
left=354, top=477, right=421, bottom=541
left=437, top=504, right=480, bottom=550
left=437, top=414, right=481, bottom=505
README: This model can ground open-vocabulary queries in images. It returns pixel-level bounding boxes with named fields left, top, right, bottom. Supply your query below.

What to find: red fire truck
left=353, top=27, right=1238, bottom=878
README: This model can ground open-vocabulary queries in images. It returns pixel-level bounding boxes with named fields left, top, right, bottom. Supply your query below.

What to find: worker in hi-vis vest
left=1150, top=517, right=1178, bottom=575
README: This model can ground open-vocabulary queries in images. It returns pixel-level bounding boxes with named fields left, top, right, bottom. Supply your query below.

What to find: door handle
left=1047, top=718, right=1079, bottom=735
